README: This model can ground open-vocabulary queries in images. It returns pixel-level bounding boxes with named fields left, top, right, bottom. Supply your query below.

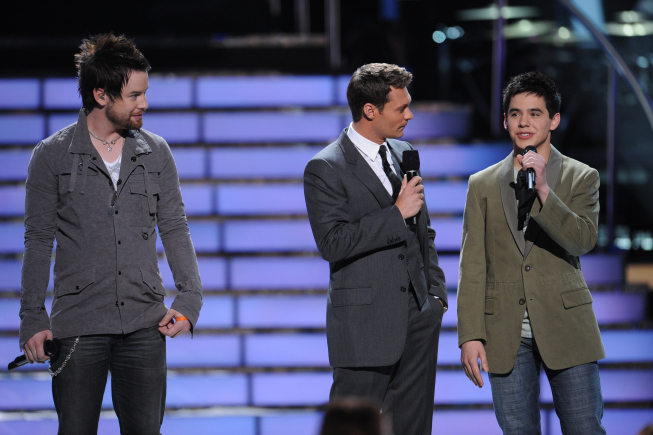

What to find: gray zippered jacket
left=19, top=109, right=203, bottom=348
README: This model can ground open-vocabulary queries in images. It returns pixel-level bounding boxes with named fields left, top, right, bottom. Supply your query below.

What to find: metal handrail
left=556, top=0, right=653, bottom=133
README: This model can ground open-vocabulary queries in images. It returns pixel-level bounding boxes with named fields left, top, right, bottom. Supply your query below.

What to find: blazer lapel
left=339, top=129, right=394, bottom=209
left=499, top=152, right=525, bottom=256
left=524, top=144, right=563, bottom=258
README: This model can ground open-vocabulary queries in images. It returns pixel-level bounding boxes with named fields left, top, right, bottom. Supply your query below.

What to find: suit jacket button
left=400, top=286, right=407, bottom=292
left=524, top=265, right=531, bottom=271
left=398, top=254, right=404, bottom=260
left=519, top=298, right=526, bottom=305
left=142, top=233, right=149, bottom=240
left=131, top=156, right=137, bottom=162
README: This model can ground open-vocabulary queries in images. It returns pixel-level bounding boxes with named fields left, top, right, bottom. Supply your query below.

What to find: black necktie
left=515, top=171, right=537, bottom=231
left=379, top=145, right=402, bottom=201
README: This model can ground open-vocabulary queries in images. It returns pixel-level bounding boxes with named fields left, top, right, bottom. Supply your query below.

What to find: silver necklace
left=89, top=130, right=122, bottom=152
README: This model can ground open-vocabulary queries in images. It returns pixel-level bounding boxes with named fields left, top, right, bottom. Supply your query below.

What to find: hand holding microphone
left=9, top=338, right=62, bottom=370
left=523, top=145, right=537, bottom=191
left=396, top=150, right=422, bottom=225
left=517, top=145, right=550, bottom=201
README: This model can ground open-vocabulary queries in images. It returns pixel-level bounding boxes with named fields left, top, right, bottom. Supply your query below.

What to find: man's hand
left=158, top=308, right=191, bottom=338
left=24, top=330, right=53, bottom=364
left=395, top=175, right=424, bottom=219
left=461, top=340, right=489, bottom=388
left=517, top=151, right=549, bottom=204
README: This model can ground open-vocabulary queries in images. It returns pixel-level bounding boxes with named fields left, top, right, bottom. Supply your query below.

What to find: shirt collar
left=347, top=122, right=385, bottom=161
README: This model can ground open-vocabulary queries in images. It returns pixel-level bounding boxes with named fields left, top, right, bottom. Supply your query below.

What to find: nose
left=518, top=116, right=529, bottom=127
left=405, top=108, right=414, bottom=121
left=139, top=94, right=148, bottom=111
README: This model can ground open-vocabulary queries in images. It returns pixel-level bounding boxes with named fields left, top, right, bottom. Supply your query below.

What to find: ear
left=362, top=103, right=377, bottom=121
left=503, top=113, right=508, bottom=130
left=549, top=113, right=561, bottom=131
left=93, top=88, right=107, bottom=108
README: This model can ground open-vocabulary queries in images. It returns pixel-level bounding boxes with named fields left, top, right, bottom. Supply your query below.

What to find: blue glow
left=0, top=79, right=40, bottom=109
left=197, top=76, right=334, bottom=108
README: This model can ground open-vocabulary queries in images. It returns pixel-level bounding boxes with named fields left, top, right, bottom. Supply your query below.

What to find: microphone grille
left=523, top=145, right=537, bottom=155
left=402, top=150, right=420, bottom=171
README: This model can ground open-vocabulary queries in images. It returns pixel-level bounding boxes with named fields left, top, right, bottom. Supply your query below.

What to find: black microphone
left=523, top=146, right=537, bottom=192
left=8, top=339, right=62, bottom=370
left=401, top=150, right=420, bottom=225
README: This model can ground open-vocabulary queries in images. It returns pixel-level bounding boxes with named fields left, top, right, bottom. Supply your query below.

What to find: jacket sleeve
left=457, top=177, right=488, bottom=347
left=531, top=167, right=599, bottom=256
left=304, top=158, right=410, bottom=264
left=19, top=143, right=56, bottom=349
left=156, top=140, right=203, bottom=333
left=425, top=205, right=447, bottom=306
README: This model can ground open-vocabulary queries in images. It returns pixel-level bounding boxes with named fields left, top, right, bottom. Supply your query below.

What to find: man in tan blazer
left=457, top=72, right=606, bottom=434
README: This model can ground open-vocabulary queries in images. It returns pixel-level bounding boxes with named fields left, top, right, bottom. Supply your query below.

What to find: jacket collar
left=338, top=128, right=394, bottom=208
left=68, top=109, right=152, bottom=156
left=500, top=144, right=564, bottom=258
left=523, top=144, right=563, bottom=258
left=499, top=152, right=525, bottom=255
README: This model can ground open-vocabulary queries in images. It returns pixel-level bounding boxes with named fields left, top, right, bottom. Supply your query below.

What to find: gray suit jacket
left=304, top=129, right=446, bottom=367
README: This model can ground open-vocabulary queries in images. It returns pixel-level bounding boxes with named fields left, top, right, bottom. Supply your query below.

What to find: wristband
left=174, top=316, right=189, bottom=322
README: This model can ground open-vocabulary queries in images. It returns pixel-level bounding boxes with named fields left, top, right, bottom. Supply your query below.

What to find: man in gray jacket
left=304, top=63, right=446, bottom=435
left=19, top=33, right=202, bottom=434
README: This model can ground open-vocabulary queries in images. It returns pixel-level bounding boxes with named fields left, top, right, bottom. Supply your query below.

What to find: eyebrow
left=509, top=107, right=543, bottom=113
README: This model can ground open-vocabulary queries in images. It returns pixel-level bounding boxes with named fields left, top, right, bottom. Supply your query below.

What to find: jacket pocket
left=56, top=268, right=95, bottom=297
left=561, top=287, right=593, bottom=309
left=141, top=268, right=166, bottom=296
left=331, top=287, right=373, bottom=307
left=130, top=225, right=157, bottom=241
left=484, top=297, right=496, bottom=315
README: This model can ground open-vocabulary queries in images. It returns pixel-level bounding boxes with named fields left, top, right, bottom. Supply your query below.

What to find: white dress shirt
left=347, top=123, right=400, bottom=197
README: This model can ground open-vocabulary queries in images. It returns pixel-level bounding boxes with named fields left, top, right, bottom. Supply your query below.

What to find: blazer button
left=524, top=265, right=531, bottom=271
left=131, top=156, right=137, bottom=162
left=117, top=179, right=122, bottom=185
left=519, top=298, right=526, bottom=305
left=400, top=286, right=407, bottom=292
left=142, top=233, right=149, bottom=240
left=398, top=254, right=404, bottom=260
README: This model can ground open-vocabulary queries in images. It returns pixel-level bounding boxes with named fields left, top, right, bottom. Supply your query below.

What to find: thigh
left=331, top=365, right=393, bottom=407
left=386, top=294, right=442, bottom=435
left=489, top=338, right=542, bottom=435
left=110, top=326, right=167, bottom=435
left=51, top=335, right=112, bottom=435
left=545, top=362, right=605, bottom=435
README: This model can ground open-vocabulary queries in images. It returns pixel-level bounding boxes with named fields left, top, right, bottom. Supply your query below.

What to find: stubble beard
left=106, top=103, right=144, bottom=131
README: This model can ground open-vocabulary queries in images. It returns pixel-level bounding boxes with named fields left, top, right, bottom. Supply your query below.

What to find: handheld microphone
left=8, top=338, right=62, bottom=370
left=401, top=150, right=420, bottom=225
left=523, top=146, right=537, bottom=192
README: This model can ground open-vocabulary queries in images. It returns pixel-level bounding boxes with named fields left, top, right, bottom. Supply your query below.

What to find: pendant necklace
left=89, top=130, right=122, bottom=152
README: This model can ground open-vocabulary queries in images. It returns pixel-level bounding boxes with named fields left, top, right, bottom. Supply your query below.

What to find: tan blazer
left=457, top=145, right=605, bottom=373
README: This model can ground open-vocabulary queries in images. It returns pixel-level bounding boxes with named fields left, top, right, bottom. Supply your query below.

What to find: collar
left=347, top=122, right=385, bottom=161
left=68, top=108, right=152, bottom=156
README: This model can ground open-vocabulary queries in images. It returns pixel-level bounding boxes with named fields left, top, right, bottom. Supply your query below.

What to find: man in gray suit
left=304, top=63, right=447, bottom=435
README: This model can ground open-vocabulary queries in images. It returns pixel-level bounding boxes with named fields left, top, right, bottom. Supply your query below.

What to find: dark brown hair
left=347, top=63, right=413, bottom=122
left=502, top=71, right=561, bottom=119
left=319, top=398, right=391, bottom=435
left=75, top=33, right=151, bottom=113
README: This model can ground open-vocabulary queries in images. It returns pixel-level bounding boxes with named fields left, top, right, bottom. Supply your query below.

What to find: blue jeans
left=489, top=337, right=605, bottom=435
left=50, top=326, right=166, bottom=435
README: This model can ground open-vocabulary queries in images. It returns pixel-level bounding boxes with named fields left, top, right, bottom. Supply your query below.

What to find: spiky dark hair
left=75, top=33, right=151, bottom=113
left=502, top=71, right=561, bottom=119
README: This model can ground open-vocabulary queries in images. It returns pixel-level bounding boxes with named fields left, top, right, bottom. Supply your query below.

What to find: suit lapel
left=339, top=129, right=394, bottom=209
left=500, top=152, right=525, bottom=255
left=524, top=144, right=563, bottom=258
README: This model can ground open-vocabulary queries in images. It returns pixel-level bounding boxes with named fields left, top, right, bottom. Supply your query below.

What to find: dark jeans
left=50, top=326, right=167, bottom=435
left=330, top=292, right=443, bottom=435
left=489, top=337, right=605, bottom=435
